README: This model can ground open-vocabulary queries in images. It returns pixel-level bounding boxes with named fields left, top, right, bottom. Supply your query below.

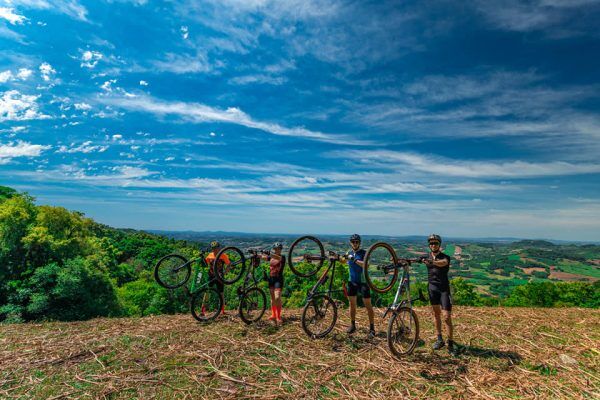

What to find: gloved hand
left=346, top=252, right=355, bottom=262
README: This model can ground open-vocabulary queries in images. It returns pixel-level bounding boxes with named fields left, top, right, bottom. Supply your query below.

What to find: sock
left=370, top=323, right=375, bottom=331
left=276, top=305, right=282, bottom=320
left=437, top=334, right=443, bottom=341
left=269, top=306, right=276, bottom=319
left=351, top=320, right=356, bottom=327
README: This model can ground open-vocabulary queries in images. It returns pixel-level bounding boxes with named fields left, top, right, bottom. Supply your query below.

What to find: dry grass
left=1, top=307, right=598, bottom=399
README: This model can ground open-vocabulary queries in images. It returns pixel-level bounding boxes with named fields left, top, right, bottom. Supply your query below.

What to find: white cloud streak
left=332, top=150, right=600, bottom=178
left=0, top=7, right=26, bottom=24
left=101, top=94, right=367, bottom=144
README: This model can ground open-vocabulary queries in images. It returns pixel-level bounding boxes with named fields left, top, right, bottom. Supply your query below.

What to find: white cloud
left=229, top=74, right=286, bottom=85
left=101, top=79, right=117, bottom=92
left=39, top=62, right=56, bottom=81
left=102, top=94, right=368, bottom=145
left=332, top=150, right=600, bottom=178
left=16, top=68, right=33, bottom=80
left=73, top=102, right=91, bottom=110
left=57, top=141, right=108, bottom=154
left=0, top=68, right=33, bottom=83
left=8, top=0, right=88, bottom=21
left=0, top=90, right=49, bottom=122
left=0, top=141, right=50, bottom=162
left=112, top=134, right=122, bottom=140
left=0, top=7, right=26, bottom=25
left=151, top=52, right=212, bottom=74
left=180, top=25, right=189, bottom=39
left=139, top=80, right=148, bottom=86
left=0, top=71, right=13, bottom=83
left=80, top=50, right=103, bottom=68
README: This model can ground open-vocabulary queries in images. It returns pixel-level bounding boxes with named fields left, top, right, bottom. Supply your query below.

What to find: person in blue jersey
left=343, top=234, right=376, bottom=338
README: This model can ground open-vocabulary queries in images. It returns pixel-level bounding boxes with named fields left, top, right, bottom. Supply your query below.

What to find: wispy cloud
left=100, top=94, right=367, bottom=144
left=8, top=0, right=88, bottom=21
left=329, top=150, right=600, bottom=178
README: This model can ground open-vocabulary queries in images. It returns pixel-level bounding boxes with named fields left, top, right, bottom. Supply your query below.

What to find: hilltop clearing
left=1, top=307, right=598, bottom=399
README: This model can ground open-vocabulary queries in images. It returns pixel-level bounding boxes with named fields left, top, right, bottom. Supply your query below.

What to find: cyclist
left=421, top=234, right=455, bottom=353
left=344, top=234, right=376, bottom=338
left=262, top=242, right=286, bottom=325
left=205, top=240, right=230, bottom=316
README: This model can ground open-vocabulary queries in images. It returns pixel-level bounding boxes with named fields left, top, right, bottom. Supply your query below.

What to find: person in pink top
left=262, top=242, right=286, bottom=325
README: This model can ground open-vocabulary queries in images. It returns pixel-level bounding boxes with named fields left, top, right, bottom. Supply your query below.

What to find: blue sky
left=1, top=0, right=599, bottom=240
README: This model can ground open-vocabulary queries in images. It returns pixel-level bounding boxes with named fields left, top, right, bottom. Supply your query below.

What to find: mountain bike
left=235, top=248, right=269, bottom=324
left=363, top=242, right=426, bottom=357
left=154, top=250, right=224, bottom=322
left=290, top=236, right=348, bottom=338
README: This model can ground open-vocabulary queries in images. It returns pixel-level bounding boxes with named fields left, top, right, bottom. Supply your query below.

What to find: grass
left=0, top=307, right=598, bottom=399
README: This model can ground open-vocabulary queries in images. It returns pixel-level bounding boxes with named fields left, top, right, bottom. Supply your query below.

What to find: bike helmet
left=428, top=234, right=442, bottom=244
left=210, top=240, right=221, bottom=249
left=349, top=234, right=361, bottom=242
left=272, top=242, right=283, bottom=249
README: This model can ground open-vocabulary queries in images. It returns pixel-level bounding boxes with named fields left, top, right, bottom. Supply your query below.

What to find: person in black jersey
left=420, top=234, right=455, bottom=353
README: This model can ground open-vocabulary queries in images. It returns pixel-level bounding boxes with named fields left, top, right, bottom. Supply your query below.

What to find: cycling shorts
left=428, top=284, right=452, bottom=311
left=268, top=275, right=284, bottom=289
left=347, top=281, right=371, bottom=299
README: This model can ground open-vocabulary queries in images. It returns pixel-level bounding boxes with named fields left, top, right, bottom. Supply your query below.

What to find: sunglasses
left=350, top=240, right=360, bottom=244
left=429, top=242, right=440, bottom=246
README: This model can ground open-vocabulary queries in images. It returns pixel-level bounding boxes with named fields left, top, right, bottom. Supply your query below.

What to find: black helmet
left=210, top=240, right=221, bottom=249
left=349, top=234, right=361, bottom=242
left=272, top=242, right=283, bottom=249
left=428, top=234, right=442, bottom=244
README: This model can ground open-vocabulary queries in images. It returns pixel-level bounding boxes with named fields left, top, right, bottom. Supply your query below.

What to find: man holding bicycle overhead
left=421, top=234, right=455, bottom=353
left=344, top=234, right=376, bottom=338
left=262, top=242, right=286, bottom=325
left=205, top=241, right=230, bottom=316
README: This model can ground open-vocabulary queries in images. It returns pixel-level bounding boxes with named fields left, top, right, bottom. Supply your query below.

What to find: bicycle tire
left=215, top=246, right=247, bottom=284
left=154, top=254, right=192, bottom=289
left=288, top=235, right=325, bottom=278
left=190, top=287, right=222, bottom=322
left=387, top=306, right=419, bottom=357
left=364, top=242, right=399, bottom=293
left=301, top=294, right=338, bottom=339
left=238, top=287, right=267, bottom=324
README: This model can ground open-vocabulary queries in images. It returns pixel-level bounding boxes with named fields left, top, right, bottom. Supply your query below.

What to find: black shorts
left=209, top=275, right=224, bottom=293
left=428, top=284, right=452, bottom=311
left=347, top=281, right=371, bottom=299
left=268, top=275, right=284, bottom=289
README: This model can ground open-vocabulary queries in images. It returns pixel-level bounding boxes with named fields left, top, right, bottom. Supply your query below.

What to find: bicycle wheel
left=215, top=246, right=247, bottom=284
left=288, top=235, right=325, bottom=277
left=387, top=306, right=419, bottom=357
left=364, top=242, right=399, bottom=293
left=190, top=287, right=222, bottom=322
left=239, top=287, right=267, bottom=324
left=301, top=294, right=338, bottom=338
left=154, top=254, right=192, bottom=289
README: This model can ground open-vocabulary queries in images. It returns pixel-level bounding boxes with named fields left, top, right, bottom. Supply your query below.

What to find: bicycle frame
left=381, top=259, right=424, bottom=319
left=237, top=249, right=268, bottom=295
left=188, top=250, right=220, bottom=296
left=305, top=251, right=345, bottom=303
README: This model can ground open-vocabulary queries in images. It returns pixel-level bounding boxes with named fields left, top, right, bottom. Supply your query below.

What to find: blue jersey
left=347, top=249, right=366, bottom=284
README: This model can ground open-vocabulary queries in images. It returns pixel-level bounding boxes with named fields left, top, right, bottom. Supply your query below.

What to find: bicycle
left=154, top=249, right=224, bottom=322
left=363, top=242, right=427, bottom=357
left=289, top=236, right=348, bottom=338
left=235, top=248, right=269, bottom=324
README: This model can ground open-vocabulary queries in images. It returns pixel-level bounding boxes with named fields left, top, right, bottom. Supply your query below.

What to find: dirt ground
left=1, top=306, right=598, bottom=399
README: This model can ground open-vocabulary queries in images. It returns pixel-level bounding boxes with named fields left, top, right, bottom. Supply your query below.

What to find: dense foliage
left=0, top=187, right=598, bottom=323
